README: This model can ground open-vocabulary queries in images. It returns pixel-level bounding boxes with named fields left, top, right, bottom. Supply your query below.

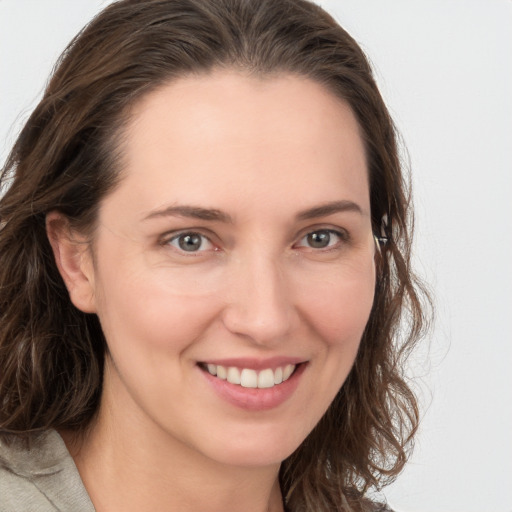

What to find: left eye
left=296, top=229, right=344, bottom=249
left=167, top=232, right=213, bottom=252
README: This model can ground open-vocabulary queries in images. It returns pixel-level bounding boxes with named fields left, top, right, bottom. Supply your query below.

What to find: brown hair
left=0, top=0, right=430, bottom=510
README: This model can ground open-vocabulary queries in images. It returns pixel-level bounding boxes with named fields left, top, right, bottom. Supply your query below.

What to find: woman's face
left=75, top=71, right=375, bottom=467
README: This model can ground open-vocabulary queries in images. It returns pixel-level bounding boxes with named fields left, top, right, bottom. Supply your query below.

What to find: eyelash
left=164, top=231, right=217, bottom=254
left=162, top=228, right=349, bottom=255
left=294, top=228, right=349, bottom=251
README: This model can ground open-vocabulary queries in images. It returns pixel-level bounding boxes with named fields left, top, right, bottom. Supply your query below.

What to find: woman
left=0, top=1, right=428, bottom=511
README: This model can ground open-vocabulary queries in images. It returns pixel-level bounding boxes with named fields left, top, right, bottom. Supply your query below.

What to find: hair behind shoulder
left=0, top=1, right=431, bottom=510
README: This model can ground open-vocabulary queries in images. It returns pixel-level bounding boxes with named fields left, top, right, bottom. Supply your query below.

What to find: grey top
left=0, top=430, right=94, bottom=512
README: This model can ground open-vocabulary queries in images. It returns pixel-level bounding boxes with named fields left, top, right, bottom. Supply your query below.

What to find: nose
left=221, top=252, right=295, bottom=346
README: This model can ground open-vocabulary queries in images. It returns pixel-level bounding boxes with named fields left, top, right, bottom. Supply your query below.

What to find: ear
left=46, top=211, right=97, bottom=313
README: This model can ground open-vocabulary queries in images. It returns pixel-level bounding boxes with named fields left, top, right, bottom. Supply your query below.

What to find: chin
left=193, top=422, right=310, bottom=469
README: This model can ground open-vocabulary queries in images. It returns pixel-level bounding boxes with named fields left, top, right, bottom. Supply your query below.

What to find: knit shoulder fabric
left=0, top=430, right=94, bottom=512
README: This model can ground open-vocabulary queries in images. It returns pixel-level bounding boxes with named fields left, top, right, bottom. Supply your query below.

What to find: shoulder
left=0, top=430, right=95, bottom=512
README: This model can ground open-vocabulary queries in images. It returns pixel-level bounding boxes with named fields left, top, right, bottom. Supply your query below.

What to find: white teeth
left=283, top=364, right=295, bottom=381
left=205, top=364, right=297, bottom=388
left=257, top=368, right=274, bottom=388
left=216, top=365, right=227, bottom=380
left=240, top=368, right=258, bottom=388
left=226, top=367, right=241, bottom=385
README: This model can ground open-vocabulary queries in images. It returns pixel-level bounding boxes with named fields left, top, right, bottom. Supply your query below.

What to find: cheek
left=94, top=266, right=223, bottom=355
left=295, top=261, right=376, bottom=347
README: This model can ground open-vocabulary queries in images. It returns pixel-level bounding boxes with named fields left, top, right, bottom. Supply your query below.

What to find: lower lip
left=199, top=363, right=306, bottom=411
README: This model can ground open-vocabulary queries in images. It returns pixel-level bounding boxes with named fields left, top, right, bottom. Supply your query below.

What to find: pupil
left=308, top=231, right=330, bottom=248
left=179, top=234, right=202, bottom=251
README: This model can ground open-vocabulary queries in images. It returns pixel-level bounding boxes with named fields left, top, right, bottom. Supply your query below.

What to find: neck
left=62, top=369, right=284, bottom=512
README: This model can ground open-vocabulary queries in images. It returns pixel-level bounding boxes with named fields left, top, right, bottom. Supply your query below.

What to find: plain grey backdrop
left=1, top=1, right=511, bottom=511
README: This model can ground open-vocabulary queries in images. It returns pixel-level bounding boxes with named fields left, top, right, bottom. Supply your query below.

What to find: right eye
left=166, top=232, right=215, bottom=253
left=294, top=228, right=348, bottom=251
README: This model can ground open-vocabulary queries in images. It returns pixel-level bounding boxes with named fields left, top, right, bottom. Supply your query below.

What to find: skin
left=48, top=71, right=376, bottom=512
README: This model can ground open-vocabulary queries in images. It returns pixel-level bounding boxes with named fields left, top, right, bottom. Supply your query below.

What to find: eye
left=166, top=232, right=214, bottom=253
left=295, top=229, right=346, bottom=250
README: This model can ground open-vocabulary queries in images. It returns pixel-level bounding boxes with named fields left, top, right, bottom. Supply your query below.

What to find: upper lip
left=198, top=356, right=307, bottom=371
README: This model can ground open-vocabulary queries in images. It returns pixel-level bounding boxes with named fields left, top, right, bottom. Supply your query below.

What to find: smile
left=198, top=359, right=307, bottom=411
left=202, top=363, right=296, bottom=389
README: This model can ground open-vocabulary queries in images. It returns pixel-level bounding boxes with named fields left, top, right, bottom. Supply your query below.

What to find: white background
left=1, top=1, right=511, bottom=511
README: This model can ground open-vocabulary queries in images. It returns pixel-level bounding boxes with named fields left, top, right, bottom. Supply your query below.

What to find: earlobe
left=46, top=211, right=97, bottom=313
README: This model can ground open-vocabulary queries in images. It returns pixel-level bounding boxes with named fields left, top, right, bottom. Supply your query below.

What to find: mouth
left=198, top=362, right=299, bottom=389
left=197, top=358, right=307, bottom=411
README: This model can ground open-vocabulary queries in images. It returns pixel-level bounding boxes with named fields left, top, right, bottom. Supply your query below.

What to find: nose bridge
left=222, top=247, right=293, bottom=344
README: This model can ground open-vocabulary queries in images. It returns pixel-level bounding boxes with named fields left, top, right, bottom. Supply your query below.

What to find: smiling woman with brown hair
left=0, top=1, right=428, bottom=511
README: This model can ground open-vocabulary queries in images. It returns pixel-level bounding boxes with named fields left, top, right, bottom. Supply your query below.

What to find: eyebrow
left=143, top=199, right=364, bottom=223
left=143, top=205, right=233, bottom=223
left=295, top=200, right=364, bottom=220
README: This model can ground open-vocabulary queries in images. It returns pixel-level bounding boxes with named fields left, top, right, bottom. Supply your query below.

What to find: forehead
left=109, top=70, right=369, bottom=218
